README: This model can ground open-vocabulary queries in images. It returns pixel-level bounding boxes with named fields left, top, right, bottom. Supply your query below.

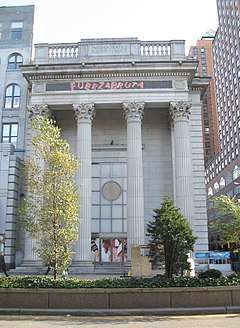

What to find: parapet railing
left=140, top=41, right=171, bottom=57
left=34, top=39, right=185, bottom=62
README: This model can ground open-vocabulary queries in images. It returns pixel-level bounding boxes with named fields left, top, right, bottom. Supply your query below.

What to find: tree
left=18, top=116, right=80, bottom=279
left=147, top=195, right=197, bottom=278
left=211, top=195, right=240, bottom=247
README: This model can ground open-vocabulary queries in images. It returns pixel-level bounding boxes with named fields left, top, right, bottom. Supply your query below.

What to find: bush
left=1, top=274, right=240, bottom=289
left=198, top=269, right=222, bottom=279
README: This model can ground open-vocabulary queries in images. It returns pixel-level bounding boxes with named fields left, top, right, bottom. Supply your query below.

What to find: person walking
left=0, top=251, right=9, bottom=277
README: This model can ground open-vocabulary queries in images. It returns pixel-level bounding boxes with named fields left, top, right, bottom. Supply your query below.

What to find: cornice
left=29, top=71, right=191, bottom=81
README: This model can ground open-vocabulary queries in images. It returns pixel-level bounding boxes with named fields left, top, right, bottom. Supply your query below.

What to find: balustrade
left=48, top=44, right=79, bottom=58
left=140, top=42, right=170, bottom=57
left=34, top=39, right=185, bottom=63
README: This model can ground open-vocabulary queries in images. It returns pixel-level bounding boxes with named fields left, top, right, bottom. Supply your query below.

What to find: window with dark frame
left=2, top=123, right=18, bottom=146
left=8, top=54, right=23, bottom=69
left=10, top=22, right=23, bottom=40
left=4, top=84, right=20, bottom=108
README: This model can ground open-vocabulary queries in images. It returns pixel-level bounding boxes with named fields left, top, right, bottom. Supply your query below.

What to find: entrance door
left=91, top=237, right=127, bottom=263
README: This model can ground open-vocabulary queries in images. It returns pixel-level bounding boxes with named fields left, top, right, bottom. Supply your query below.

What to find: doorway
left=91, top=237, right=127, bottom=264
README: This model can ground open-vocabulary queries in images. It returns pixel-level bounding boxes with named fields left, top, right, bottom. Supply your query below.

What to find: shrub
left=198, top=269, right=222, bottom=279
left=1, top=274, right=240, bottom=289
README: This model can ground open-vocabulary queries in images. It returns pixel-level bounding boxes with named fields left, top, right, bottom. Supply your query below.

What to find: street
left=0, top=314, right=240, bottom=328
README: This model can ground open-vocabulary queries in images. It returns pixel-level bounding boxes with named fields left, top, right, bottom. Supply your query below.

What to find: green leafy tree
left=211, top=195, right=240, bottom=247
left=147, top=195, right=197, bottom=278
left=18, top=116, right=80, bottom=279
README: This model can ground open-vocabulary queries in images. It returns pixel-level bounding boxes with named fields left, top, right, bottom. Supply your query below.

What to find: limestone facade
left=2, top=36, right=209, bottom=272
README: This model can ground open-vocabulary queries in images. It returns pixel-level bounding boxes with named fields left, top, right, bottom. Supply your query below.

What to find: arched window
left=208, top=187, right=213, bottom=196
left=219, top=177, right=226, bottom=189
left=233, top=165, right=240, bottom=180
left=213, top=182, right=219, bottom=193
left=226, top=171, right=233, bottom=184
left=8, top=53, right=23, bottom=69
left=4, top=84, right=20, bottom=108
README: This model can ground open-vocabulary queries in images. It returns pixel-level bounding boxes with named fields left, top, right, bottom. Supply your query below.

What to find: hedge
left=0, top=275, right=240, bottom=289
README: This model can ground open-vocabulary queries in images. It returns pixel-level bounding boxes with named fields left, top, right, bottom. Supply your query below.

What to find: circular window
left=102, top=181, right=121, bottom=201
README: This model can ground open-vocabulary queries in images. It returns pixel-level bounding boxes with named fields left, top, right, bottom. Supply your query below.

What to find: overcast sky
left=1, top=0, right=219, bottom=53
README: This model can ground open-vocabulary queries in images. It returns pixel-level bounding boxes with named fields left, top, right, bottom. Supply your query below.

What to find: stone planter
left=0, top=286, right=240, bottom=310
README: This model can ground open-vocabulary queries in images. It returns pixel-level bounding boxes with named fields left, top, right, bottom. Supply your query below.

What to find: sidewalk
left=1, top=306, right=240, bottom=316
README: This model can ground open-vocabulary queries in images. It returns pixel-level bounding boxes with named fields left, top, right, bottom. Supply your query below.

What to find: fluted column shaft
left=170, top=101, right=195, bottom=231
left=123, top=102, right=145, bottom=256
left=73, top=103, right=95, bottom=264
left=23, top=104, right=51, bottom=265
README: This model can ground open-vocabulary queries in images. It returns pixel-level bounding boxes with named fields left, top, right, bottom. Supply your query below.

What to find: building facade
left=0, top=7, right=210, bottom=273
left=205, top=0, right=240, bottom=250
left=17, top=38, right=209, bottom=273
left=0, top=5, right=34, bottom=267
left=189, top=32, right=219, bottom=166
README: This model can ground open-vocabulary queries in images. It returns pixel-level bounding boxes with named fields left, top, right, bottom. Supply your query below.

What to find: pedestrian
left=0, top=251, right=9, bottom=277
left=45, top=260, right=55, bottom=275
left=62, top=268, right=69, bottom=279
left=186, top=253, right=195, bottom=277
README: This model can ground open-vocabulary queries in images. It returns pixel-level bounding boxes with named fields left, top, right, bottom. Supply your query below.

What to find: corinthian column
left=73, top=103, right=95, bottom=271
left=123, top=102, right=145, bottom=257
left=169, top=101, right=195, bottom=231
left=22, top=104, right=51, bottom=267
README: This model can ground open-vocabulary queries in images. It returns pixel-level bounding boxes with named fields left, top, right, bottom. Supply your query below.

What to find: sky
left=0, top=0, right=219, bottom=53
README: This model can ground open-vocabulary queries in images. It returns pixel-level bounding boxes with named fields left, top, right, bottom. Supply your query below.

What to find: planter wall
left=0, top=287, right=240, bottom=309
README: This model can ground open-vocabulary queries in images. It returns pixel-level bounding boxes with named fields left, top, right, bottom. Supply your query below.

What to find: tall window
left=4, top=84, right=20, bottom=108
left=8, top=53, right=23, bottom=69
left=2, top=123, right=18, bottom=146
left=11, top=22, right=23, bottom=40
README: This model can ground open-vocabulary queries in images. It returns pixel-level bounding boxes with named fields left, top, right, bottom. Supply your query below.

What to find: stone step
left=10, top=263, right=131, bottom=276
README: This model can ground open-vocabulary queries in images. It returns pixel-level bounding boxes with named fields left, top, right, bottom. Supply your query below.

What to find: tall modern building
left=206, top=0, right=240, bottom=250
left=0, top=6, right=210, bottom=274
left=0, top=6, right=34, bottom=267
left=189, top=32, right=219, bottom=165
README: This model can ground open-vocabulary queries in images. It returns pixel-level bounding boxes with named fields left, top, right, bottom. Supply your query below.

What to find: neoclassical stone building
left=14, top=38, right=209, bottom=273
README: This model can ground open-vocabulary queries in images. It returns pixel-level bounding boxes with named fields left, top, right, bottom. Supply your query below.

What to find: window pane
left=92, top=178, right=100, bottom=190
left=2, top=125, right=10, bottom=136
left=11, top=22, right=23, bottom=40
left=92, top=191, right=99, bottom=204
left=112, top=205, right=122, bottom=218
left=10, top=137, right=17, bottom=144
left=6, top=86, right=13, bottom=96
left=112, top=220, right=123, bottom=232
left=5, top=99, right=12, bottom=108
left=91, top=219, right=99, bottom=233
left=101, top=220, right=111, bottom=232
left=101, top=206, right=111, bottom=218
left=101, top=165, right=111, bottom=177
left=13, top=97, right=20, bottom=108
left=11, top=22, right=23, bottom=28
left=8, top=54, right=23, bottom=69
left=14, top=85, right=20, bottom=96
left=2, top=123, right=18, bottom=146
left=112, top=165, right=121, bottom=177
left=11, top=31, right=22, bottom=40
left=11, top=124, right=18, bottom=135
left=2, top=138, right=9, bottom=143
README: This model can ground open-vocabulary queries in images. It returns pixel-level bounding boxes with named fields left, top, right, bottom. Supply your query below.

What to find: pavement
left=0, top=306, right=240, bottom=316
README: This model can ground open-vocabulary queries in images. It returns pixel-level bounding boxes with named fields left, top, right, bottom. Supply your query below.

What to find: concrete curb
left=0, top=306, right=240, bottom=316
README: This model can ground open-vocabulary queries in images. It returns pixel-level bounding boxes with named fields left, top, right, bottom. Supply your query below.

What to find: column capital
left=169, top=101, right=192, bottom=122
left=123, top=102, right=145, bottom=123
left=73, top=103, right=95, bottom=123
left=27, top=104, right=51, bottom=120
